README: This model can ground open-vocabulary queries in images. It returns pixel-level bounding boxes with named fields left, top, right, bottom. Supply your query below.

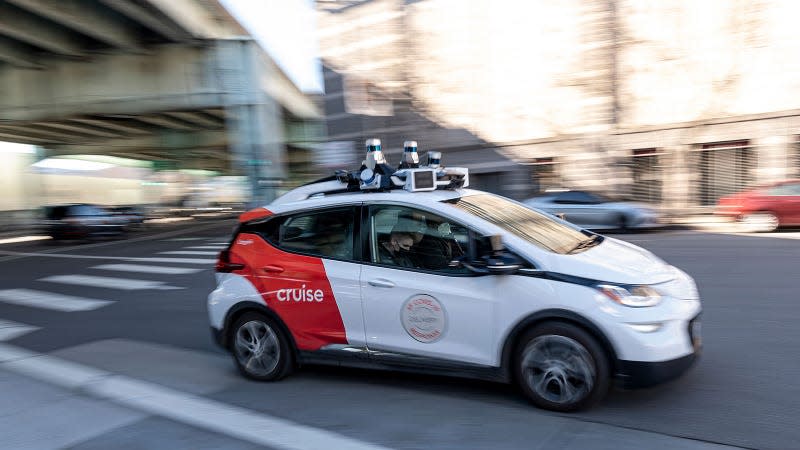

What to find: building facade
left=317, top=0, right=800, bottom=209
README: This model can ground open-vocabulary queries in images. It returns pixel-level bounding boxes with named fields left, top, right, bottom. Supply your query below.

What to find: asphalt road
left=0, top=222, right=797, bottom=449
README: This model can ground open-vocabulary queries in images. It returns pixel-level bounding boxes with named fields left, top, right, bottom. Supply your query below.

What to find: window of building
left=528, top=158, right=559, bottom=193
left=792, top=137, right=800, bottom=178
left=697, top=141, right=755, bottom=206
left=631, top=148, right=662, bottom=204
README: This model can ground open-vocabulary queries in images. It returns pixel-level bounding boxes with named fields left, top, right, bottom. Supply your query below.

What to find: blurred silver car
left=523, top=190, right=662, bottom=231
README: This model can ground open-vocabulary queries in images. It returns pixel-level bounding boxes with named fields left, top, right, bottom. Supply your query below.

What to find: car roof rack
left=272, top=139, right=469, bottom=205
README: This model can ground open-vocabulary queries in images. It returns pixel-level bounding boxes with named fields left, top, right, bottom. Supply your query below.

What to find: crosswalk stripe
left=92, top=264, right=204, bottom=275
left=0, top=289, right=113, bottom=312
left=127, top=257, right=215, bottom=265
left=40, top=275, right=184, bottom=291
left=0, top=319, right=40, bottom=341
left=159, top=251, right=220, bottom=256
left=0, top=343, right=392, bottom=450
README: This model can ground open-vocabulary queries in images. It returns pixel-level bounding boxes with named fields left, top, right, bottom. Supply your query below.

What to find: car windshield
left=445, top=193, right=594, bottom=254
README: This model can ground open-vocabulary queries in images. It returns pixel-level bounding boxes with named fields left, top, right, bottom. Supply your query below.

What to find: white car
left=524, top=190, right=662, bottom=231
left=208, top=156, right=700, bottom=412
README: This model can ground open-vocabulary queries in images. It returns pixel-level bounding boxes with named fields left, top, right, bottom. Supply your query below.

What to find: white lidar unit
left=270, top=139, right=470, bottom=204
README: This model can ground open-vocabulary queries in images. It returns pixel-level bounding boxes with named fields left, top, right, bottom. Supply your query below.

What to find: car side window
left=263, top=207, right=356, bottom=261
left=768, top=183, right=800, bottom=196
left=554, top=191, right=606, bottom=204
left=369, top=205, right=469, bottom=274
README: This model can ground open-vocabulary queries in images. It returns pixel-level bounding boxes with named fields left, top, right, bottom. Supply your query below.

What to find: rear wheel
left=617, top=214, right=629, bottom=232
left=230, top=312, right=293, bottom=381
left=740, top=211, right=779, bottom=233
left=515, top=322, right=610, bottom=411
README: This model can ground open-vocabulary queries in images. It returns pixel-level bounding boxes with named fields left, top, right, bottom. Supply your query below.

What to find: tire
left=740, top=211, right=779, bottom=233
left=514, top=322, right=611, bottom=412
left=617, top=214, right=629, bottom=233
left=230, top=312, right=293, bottom=381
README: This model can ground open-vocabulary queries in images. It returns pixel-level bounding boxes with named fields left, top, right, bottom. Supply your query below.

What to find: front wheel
left=230, top=313, right=293, bottom=381
left=515, top=322, right=610, bottom=411
left=740, top=212, right=779, bottom=233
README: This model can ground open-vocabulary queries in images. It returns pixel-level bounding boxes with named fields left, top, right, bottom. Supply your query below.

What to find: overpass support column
left=216, top=39, right=287, bottom=206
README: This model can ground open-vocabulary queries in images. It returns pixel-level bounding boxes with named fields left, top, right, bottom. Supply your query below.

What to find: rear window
left=242, top=207, right=357, bottom=261
left=445, top=193, right=591, bottom=254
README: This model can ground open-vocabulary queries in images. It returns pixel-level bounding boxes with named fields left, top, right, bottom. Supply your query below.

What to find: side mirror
left=482, top=234, right=521, bottom=275
left=453, top=235, right=522, bottom=275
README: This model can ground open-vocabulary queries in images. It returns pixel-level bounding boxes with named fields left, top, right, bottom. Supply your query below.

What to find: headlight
left=596, top=284, right=661, bottom=307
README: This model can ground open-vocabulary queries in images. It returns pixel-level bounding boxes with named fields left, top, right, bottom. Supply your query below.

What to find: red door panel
left=230, top=233, right=348, bottom=350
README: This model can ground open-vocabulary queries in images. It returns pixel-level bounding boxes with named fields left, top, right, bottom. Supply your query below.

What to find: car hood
left=549, top=237, right=675, bottom=285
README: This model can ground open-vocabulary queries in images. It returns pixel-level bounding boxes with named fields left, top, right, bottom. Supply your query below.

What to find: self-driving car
left=208, top=140, right=701, bottom=411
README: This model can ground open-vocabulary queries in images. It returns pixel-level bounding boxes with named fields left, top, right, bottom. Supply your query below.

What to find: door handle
left=261, top=265, right=284, bottom=274
left=368, top=279, right=395, bottom=288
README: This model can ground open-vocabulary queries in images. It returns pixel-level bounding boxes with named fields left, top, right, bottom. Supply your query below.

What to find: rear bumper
left=616, top=352, right=698, bottom=388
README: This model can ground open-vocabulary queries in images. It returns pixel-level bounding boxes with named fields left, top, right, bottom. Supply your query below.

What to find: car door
left=240, top=205, right=366, bottom=350
left=359, top=204, right=498, bottom=366
left=764, top=183, right=800, bottom=225
left=785, top=182, right=800, bottom=224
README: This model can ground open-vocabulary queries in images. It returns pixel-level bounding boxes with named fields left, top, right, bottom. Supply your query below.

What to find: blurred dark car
left=524, top=190, right=662, bottom=231
left=715, top=179, right=800, bottom=232
left=111, top=206, right=146, bottom=230
left=42, top=204, right=127, bottom=240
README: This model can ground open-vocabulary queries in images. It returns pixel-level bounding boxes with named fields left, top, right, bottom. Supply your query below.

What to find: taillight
left=215, top=249, right=244, bottom=273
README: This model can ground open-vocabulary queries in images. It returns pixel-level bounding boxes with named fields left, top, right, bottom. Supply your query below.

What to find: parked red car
left=715, top=180, right=800, bottom=232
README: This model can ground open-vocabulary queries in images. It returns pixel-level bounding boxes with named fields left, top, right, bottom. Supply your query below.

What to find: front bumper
left=616, top=352, right=697, bottom=388
left=616, top=314, right=701, bottom=388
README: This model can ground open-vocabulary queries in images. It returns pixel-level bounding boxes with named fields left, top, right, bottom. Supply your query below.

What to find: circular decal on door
left=401, top=295, right=446, bottom=343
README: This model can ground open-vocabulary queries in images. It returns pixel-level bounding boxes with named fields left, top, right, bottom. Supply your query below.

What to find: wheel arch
left=222, top=301, right=299, bottom=362
left=499, top=309, right=619, bottom=380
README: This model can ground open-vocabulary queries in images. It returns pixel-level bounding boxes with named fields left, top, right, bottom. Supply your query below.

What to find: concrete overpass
left=0, top=0, right=321, bottom=203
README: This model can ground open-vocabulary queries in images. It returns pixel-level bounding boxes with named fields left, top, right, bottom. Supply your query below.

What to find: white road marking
left=132, top=257, right=215, bottom=265
left=208, top=241, right=229, bottom=245
left=0, top=221, right=228, bottom=263
left=40, top=275, right=184, bottom=291
left=0, top=343, right=392, bottom=450
left=0, top=289, right=113, bottom=312
left=159, top=250, right=220, bottom=256
left=0, top=251, right=215, bottom=265
left=0, top=320, right=39, bottom=341
left=92, top=264, right=204, bottom=275
left=184, top=245, right=226, bottom=250
left=0, top=235, right=52, bottom=245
